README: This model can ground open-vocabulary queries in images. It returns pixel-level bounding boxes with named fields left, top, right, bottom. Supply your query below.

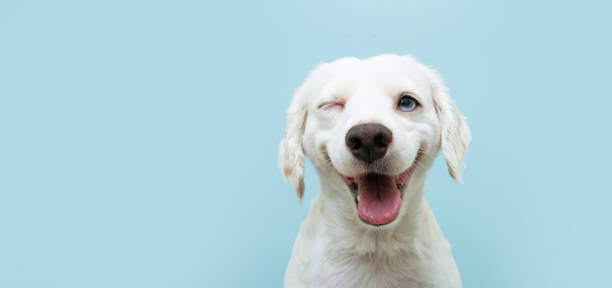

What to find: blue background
left=1, top=1, right=611, bottom=287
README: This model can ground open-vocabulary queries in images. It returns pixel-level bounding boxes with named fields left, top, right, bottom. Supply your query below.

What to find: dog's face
left=280, top=54, right=470, bottom=227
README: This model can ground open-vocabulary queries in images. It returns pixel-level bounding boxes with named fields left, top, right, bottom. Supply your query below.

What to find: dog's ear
left=428, top=69, right=472, bottom=183
left=279, top=65, right=328, bottom=201
left=279, top=96, right=307, bottom=201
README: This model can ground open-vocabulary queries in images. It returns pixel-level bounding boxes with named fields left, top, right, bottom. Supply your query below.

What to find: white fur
left=279, top=54, right=471, bottom=288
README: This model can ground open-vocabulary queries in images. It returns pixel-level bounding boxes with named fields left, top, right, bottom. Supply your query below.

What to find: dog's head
left=279, top=54, right=470, bottom=227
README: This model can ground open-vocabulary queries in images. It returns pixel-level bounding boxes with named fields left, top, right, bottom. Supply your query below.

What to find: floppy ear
left=279, top=65, right=330, bottom=201
left=279, top=93, right=307, bottom=201
left=279, top=64, right=330, bottom=201
left=428, top=70, right=472, bottom=182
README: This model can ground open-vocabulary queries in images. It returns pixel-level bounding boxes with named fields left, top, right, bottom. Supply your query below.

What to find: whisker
left=320, top=145, right=333, bottom=165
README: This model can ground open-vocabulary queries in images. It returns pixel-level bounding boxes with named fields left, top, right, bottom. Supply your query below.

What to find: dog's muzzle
left=340, top=123, right=413, bottom=226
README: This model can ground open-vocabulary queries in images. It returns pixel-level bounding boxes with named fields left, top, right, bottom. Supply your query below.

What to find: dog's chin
left=335, top=159, right=419, bottom=227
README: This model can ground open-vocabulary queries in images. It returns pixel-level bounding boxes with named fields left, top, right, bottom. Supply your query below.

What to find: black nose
left=345, top=123, right=393, bottom=163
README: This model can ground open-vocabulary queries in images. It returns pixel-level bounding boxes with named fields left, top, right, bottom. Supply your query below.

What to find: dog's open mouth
left=340, top=166, right=415, bottom=226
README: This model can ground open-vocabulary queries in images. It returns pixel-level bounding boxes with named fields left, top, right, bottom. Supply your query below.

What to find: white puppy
left=279, top=54, right=470, bottom=288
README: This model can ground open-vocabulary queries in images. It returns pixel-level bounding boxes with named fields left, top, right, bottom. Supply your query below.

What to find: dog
left=279, top=54, right=470, bottom=288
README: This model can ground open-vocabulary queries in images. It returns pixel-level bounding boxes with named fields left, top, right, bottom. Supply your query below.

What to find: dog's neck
left=312, top=172, right=431, bottom=258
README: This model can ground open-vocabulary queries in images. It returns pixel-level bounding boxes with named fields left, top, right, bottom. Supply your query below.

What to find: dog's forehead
left=322, top=55, right=432, bottom=99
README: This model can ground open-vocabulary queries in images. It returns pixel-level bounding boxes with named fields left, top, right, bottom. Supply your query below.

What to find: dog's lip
left=339, top=149, right=423, bottom=193
left=341, top=168, right=413, bottom=187
left=339, top=166, right=414, bottom=202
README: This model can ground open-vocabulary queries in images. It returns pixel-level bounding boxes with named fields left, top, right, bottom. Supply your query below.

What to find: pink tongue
left=357, top=174, right=402, bottom=225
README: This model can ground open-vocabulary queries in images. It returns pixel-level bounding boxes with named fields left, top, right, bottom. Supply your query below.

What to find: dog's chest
left=305, top=252, right=438, bottom=288
left=286, top=231, right=460, bottom=288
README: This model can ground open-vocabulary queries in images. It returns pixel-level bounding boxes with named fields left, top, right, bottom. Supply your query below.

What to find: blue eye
left=398, top=95, right=419, bottom=112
